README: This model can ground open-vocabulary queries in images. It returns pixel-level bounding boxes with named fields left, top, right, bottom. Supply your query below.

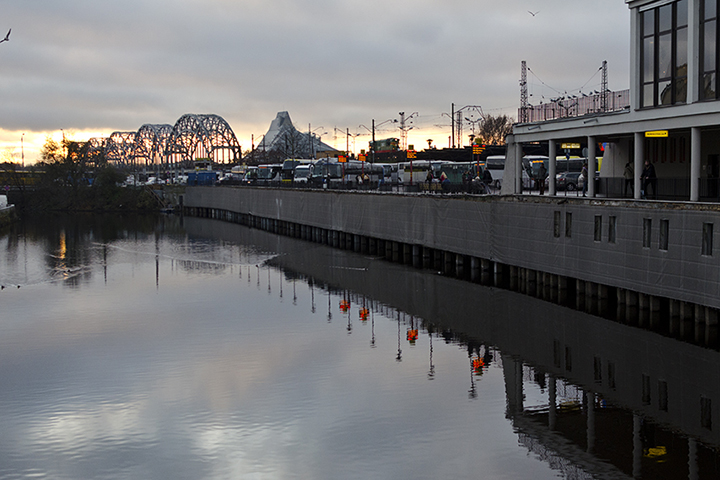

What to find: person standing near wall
left=641, top=160, right=657, bottom=199
left=624, top=161, right=634, bottom=197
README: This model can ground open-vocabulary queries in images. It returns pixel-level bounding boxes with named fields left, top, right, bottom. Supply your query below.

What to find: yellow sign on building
left=645, top=130, right=669, bottom=138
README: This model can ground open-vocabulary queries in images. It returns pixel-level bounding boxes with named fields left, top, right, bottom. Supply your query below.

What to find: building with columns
left=507, top=0, right=720, bottom=202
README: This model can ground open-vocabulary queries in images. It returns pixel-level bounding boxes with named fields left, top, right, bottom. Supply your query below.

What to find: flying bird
left=528, top=11, right=539, bottom=16
left=0, top=28, right=11, bottom=44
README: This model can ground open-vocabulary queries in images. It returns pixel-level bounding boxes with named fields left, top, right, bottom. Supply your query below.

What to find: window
left=565, top=212, right=572, bottom=238
left=701, top=397, right=713, bottom=430
left=658, top=380, right=668, bottom=411
left=643, top=218, right=652, bottom=248
left=609, top=216, right=617, bottom=244
left=608, top=362, right=617, bottom=390
left=702, top=0, right=719, bottom=100
left=594, top=356, right=603, bottom=383
left=660, top=219, right=669, bottom=250
left=703, top=223, right=714, bottom=255
left=594, top=215, right=602, bottom=242
left=642, top=374, right=652, bottom=405
left=554, top=211, right=561, bottom=238
left=641, top=0, right=688, bottom=107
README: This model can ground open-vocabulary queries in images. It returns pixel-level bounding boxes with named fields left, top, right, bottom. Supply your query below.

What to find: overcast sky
left=0, top=0, right=631, bottom=163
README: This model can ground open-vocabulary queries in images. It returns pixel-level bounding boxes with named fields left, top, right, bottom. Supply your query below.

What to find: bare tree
left=477, top=115, right=515, bottom=145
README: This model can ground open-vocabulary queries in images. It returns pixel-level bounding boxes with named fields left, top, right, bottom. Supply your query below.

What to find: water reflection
left=1, top=214, right=719, bottom=478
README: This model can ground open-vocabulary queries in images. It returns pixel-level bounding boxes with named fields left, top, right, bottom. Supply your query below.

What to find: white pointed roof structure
left=256, top=111, right=337, bottom=158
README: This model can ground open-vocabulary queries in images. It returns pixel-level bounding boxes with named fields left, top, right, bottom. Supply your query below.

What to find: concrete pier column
left=444, top=252, right=454, bottom=274
left=354, top=235, right=361, bottom=252
left=558, top=275, right=568, bottom=305
left=649, top=295, right=661, bottom=329
left=634, top=132, right=644, bottom=200
left=586, top=391, right=595, bottom=453
left=691, top=126, right=701, bottom=202
left=422, top=246, right=432, bottom=269
left=434, top=250, right=443, bottom=271
left=413, top=245, right=422, bottom=268
left=361, top=236, right=369, bottom=254
left=695, top=304, right=705, bottom=343
left=403, top=244, right=412, bottom=265
left=548, top=140, right=557, bottom=196
left=455, top=254, right=465, bottom=277
left=385, top=240, right=393, bottom=260
left=638, top=293, right=649, bottom=327
left=689, top=438, right=699, bottom=480
left=481, top=259, right=493, bottom=286
left=587, top=137, right=596, bottom=198
left=633, top=414, right=642, bottom=479
left=598, top=284, right=609, bottom=316
left=669, top=299, right=681, bottom=336
left=706, top=308, right=718, bottom=347
left=509, top=266, right=519, bottom=291
left=392, top=242, right=400, bottom=263
left=548, top=375, right=557, bottom=431
left=576, top=279, right=586, bottom=310
left=679, top=301, right=694, bottom=339
left=369, top=237, right=377, bottom=255
left=470, top=257, right=480, bottom=282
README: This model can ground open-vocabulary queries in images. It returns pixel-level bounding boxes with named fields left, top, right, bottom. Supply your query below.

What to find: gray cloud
left=0, top=0, right=630, bottom=149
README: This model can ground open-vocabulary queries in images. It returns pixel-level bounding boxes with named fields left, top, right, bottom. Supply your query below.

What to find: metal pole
left=371, top=119, right=376, bottom=165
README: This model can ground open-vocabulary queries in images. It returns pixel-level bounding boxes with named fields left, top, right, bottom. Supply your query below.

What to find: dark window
left=701, top=397, right=713, bottom=430
left=594, top=215, right=602, bottom=242
left=594, top=356, right=603, bottom=384
left=609, top=216, right=617, bottom=244
left=553, top=340, right=562, bottom=368
left=565, top=346, right=572, bottom=372
left=702, top=223, right=713, bottom=257
left=642, top=374, right=652, bottom=405
left=554, top=211, right=561, bottom=238
left=641, top=0, right=688, bottom=107
left=565, top=212, right=572, bottom=238
left=644, top=218, right=652, bottom=248
left=658, top=380, right=668, bottom=411
left=608, top=362, right=616, bottom=390
left=660, top=219, right=669, bottom=250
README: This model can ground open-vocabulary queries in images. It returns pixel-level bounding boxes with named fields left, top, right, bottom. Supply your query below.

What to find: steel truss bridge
left=94, top=113, right=241, bottom=171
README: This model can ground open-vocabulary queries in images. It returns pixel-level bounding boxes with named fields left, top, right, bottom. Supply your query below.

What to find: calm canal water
left=1, top=214, right=719, bottom=479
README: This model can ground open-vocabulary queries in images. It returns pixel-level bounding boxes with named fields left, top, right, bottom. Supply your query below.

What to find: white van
left=484, top=156, right=505, bottom=188
left=293, top=164, right=313, bottom=183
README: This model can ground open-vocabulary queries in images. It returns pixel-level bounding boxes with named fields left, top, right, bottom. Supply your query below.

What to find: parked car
left=553, top=171, right=582, bottom=191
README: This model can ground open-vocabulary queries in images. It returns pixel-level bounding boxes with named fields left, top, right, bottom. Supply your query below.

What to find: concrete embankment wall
left=183, top=186, right=720, bottom=313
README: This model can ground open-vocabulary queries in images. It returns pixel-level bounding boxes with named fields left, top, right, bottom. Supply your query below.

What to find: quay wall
left=183, top=186, right=720, bottom=310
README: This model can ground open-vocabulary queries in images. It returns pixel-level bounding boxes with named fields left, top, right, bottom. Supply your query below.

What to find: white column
left=587, top=136, right=596, bottom=198
left=688, top=0, right=700, bottom=103
left=516, top=141, right=524, bottom=194
left=548, top=375, right=557, bottom=430
left=633, top=414, right=642, bottom=478
left=548, top=140, right=556, bottom=196
left=691, top=127, right=701, bottom=202
left=586, top=391, right=595, bottom=453
left=634, top=132, right=644, bottom=200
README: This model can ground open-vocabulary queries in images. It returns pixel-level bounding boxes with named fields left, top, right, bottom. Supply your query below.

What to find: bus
left=483, top=155, right=506, bottom=188
left=281, top=159, right=313, bottom=182
left=397, top=160, right=448, bottom=184
left=311, top=158, right=384, bottom=186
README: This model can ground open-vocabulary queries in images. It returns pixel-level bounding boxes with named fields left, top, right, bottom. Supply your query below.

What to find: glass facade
left=702, top=0, right=720, bottom=100
left=641, top=0, right=688, bottom=107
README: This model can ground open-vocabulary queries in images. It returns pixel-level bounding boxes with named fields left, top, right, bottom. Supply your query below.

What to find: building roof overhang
left=512, top=102, right=720, bottom=143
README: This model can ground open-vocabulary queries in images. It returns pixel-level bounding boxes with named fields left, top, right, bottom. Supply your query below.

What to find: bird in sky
left=528, top=11, right=539, bottom=16
left=0, top=28, right=11, bottom=44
